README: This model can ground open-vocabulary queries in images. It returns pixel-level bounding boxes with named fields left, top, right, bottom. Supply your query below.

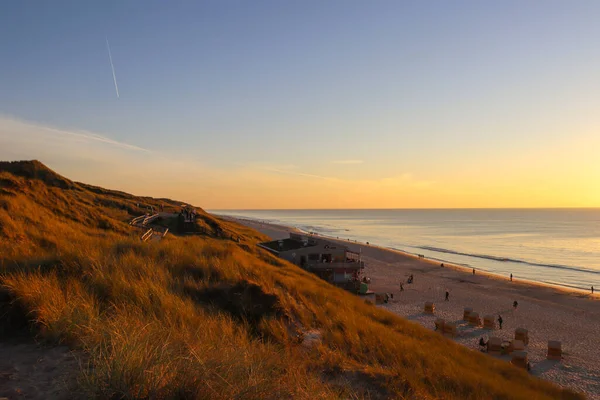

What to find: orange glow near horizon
left=1, top=116, right=599, bottom=210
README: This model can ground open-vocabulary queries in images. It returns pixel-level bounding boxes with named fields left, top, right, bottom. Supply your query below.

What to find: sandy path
left=230, top=217, right=600, bottom=399
left=0, top=341, right=80, bottom=399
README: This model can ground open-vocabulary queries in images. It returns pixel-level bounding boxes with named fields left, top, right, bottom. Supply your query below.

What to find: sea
left=211, top=209, right=600, bottom=291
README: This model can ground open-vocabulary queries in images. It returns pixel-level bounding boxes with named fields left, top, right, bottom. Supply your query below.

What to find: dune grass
left=0, top=161, right=584, bottom=399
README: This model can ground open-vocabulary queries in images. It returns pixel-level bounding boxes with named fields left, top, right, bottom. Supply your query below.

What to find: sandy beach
left=230, top=216, right=600, bottom=399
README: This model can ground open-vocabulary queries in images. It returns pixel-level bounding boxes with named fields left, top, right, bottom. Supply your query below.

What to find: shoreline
left=223, top=214, right=600, bottom=398
left=323, top=234, right=597, bottom=299
left=220, top=215, right=598, bottom=299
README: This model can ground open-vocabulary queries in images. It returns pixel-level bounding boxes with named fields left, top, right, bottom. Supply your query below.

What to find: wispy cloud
left=239, top=159, right=365, bottom=184
left=0, top=115, right=436, bottom=208
left=245, top=162, right=431, bottom=187
left=330, top=159, right=364, bottom=165
left=0, top=115, right=224, bottom=201
left=43, top=126, right=151, bottom=153
left=238, top=162, right=298, bottom=170
left=259, top=166, right=339, bottom=181
left=0, top=115, right=150, bottom=153
left=235, top=162, right=339, bottom=181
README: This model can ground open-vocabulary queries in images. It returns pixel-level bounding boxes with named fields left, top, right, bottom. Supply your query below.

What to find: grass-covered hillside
left=0, top=161, right=583, bottom=399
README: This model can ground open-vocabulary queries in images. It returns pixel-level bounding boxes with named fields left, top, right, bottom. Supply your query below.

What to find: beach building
left=258, top=233, right=365, bottom=290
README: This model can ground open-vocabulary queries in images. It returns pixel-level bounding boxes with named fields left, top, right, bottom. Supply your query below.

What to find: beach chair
left=515, top=327, right=529, bottom=345
left=547, top=341, right=562, bottom=360
left=468, top=312, right=481, bottom=326
left=511, top=351, right=528, bottom=369
left=463, top=307, right=473, bottom=321
left=483, top=315, right=496, bottom=330
left=487, top=337, right=503, bottom=356
left=424, top=302, right=435, bottom=314
left=443, top=322, right=457, bottom=337
left=435, top=318, right=445, bottom=332
left=508, top=339, right=525, bottom=353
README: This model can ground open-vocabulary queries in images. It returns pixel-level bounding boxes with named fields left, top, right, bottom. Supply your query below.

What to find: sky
left=1, top=1, right=600, bottom=209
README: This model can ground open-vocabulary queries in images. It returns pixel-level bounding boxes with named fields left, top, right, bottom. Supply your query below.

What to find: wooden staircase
left=130, top=213, right=168, bottom=242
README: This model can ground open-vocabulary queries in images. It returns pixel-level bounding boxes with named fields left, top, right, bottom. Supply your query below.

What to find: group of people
left=438, top=264, right=596, bottom=297
left=135, top=203, right=164, bottom=213
left=396, top=274, right=416, bottom=292
left=181, top=207, right=196, bottom=221
left=477, top=336, right=531, bottom=370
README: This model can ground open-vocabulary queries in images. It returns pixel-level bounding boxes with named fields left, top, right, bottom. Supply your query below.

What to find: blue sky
left=1, top=1, right=600, bottom=208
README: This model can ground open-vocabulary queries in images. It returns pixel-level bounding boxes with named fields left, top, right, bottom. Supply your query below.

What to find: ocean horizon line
left=211, top=207, right=600, bottom=211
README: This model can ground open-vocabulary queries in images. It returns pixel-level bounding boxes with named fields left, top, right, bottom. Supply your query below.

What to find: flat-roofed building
left=258, top=233, right=364, bottom=290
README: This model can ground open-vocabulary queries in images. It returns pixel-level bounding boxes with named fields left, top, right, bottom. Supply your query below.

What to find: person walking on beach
left=510, top=273, right=513, bottom=282
left=498, top=315, right=503, bottom=329
left=400, top=282, right=404, bottom=292
left=441, top=263, right=444, bottom=268
left=592, top=286, right=594, bottom=294
left=472, top=268, right=476, bottom=275
left=513, top=300, right=519, bottom=310
left=445, top=290, right=449, bottom=301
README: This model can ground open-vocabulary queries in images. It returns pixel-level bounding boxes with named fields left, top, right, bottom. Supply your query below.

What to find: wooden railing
left=131, top=213, right=167, bottom=242
left=130, top=215, right=147, bottom=225
left=141, top=228, right=153, bottom=242
left=142, top=213, right=160, bottom=226
left=130, top=213, right=160, bottom=227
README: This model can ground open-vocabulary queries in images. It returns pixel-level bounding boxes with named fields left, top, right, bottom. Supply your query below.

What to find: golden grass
left=0, top=161, right=584, bottom=399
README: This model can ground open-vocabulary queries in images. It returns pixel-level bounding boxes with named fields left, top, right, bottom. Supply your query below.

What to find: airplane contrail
left=106, top=37, right=119, bottom=98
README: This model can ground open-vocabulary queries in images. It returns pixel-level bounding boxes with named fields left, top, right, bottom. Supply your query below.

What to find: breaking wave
left=416, top=246, right=600, bottom=276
